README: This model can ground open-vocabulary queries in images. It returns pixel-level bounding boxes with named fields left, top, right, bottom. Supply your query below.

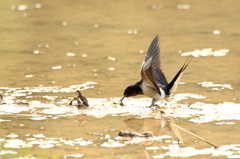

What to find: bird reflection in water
left=73, top=114, right=87, bottom=127
left=72, top=113, right=184, bottom=145
left=120, top=115, right=185, bottom=147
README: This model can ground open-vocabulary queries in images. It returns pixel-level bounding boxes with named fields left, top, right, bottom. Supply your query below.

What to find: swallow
left=120, top=35, right=193, bottom=106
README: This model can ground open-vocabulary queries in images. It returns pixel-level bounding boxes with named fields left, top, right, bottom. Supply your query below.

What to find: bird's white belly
left=141, top=82, right=166, bottom=101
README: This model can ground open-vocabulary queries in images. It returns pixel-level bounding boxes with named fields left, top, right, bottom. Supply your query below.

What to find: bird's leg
left=151, top=98, right=157, bottom=106
left=146, top=99, right=157, bottom=108
left=149, top=99, right=165, bottom=113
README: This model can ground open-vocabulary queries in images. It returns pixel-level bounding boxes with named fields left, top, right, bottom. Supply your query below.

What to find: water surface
left=1, top=0, right=240, bottom=158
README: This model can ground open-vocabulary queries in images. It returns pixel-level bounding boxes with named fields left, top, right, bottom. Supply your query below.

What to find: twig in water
left=170, top=123, right=218, bottom=148
left=76, top=90, right=89, bottom=106
left=69, top=90, right=89, bottom=107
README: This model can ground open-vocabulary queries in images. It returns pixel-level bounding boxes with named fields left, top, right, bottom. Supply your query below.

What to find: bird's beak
left=120, top=96, right=125, bottom=106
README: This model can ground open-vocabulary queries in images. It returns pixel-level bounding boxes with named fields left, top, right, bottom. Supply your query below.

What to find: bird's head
left=123, top=84, right=143, bottom=97
left=120, top=82, right=143, bottom=106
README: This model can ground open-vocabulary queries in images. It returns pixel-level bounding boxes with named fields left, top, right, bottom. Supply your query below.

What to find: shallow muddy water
left=1, top=0, right=240, bottom=158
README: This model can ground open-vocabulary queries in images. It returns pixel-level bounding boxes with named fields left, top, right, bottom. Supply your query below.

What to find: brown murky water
left=1, top=0, right=240, bottom=158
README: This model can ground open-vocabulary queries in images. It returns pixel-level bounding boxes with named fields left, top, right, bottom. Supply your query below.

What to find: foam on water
left=180, top=48, right=229, bottom=57
left=1, top=93, right=240, bottom=123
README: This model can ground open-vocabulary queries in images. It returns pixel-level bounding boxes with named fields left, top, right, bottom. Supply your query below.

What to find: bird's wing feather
left=141, top=35, right=168, bottom=89
left=141, top=56, right=161, bottom=95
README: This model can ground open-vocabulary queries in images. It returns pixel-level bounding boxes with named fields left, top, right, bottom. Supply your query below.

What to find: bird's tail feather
left=164, top=56, right=193, bottom=96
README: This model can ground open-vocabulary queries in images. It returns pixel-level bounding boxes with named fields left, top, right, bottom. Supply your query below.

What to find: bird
left=120, top=35, right=193, bottom=106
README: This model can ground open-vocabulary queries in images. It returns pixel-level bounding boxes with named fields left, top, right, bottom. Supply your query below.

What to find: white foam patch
left=67, top=52, right=75, bottom=56
left=146, top=146, right=160, bottom=150
left=3, top=139, right=26, bottom=148
left=0, top=150, right=17, bottom=155
left=159, top=144, right=239, bottom=157
left=40, top=105, right=78, bottom=115
left=39, top=144, right=54, bottom=148
left=0, top=119, right=11, bottom=122
left=1, top=94, right=239, bottom=123
left=6, top=133, right=18, bottom=138
left=33, top=134, right=46, bottom=138
left=30, top=117, right=47, bottom=121
left=198, top=82, right=233, bottom=90
left=177, top=4, right=190, bottom=9
left=107, top=57, right=116, bottom=61
left=180, top=48, right=229, bottom=57
left=101, top=141, right=125, bottom=147
left=52, top=66, right=62, bottom=69
left=153, top=155, right=164, bottom=158
left=73, top=138, right=93, bottom=146
left=0, top=86, right=239, bottom=124
left=67, top=154, right=84, bottom=158
left=26, top=139, right=60, bottom=149
left=0, top=104, right=32, bottom=114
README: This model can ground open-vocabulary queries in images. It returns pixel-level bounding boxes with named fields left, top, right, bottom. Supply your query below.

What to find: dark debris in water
left=118, top=130, right=154, bottom=138
left=13, top=101, right=29, bottom=106
left=0, top=94, right=5, bottom=105
left=69, top=90, right=89, bottom=108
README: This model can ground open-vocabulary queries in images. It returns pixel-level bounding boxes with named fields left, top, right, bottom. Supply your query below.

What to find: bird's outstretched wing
left=141, top=35, right=168, bottom=95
